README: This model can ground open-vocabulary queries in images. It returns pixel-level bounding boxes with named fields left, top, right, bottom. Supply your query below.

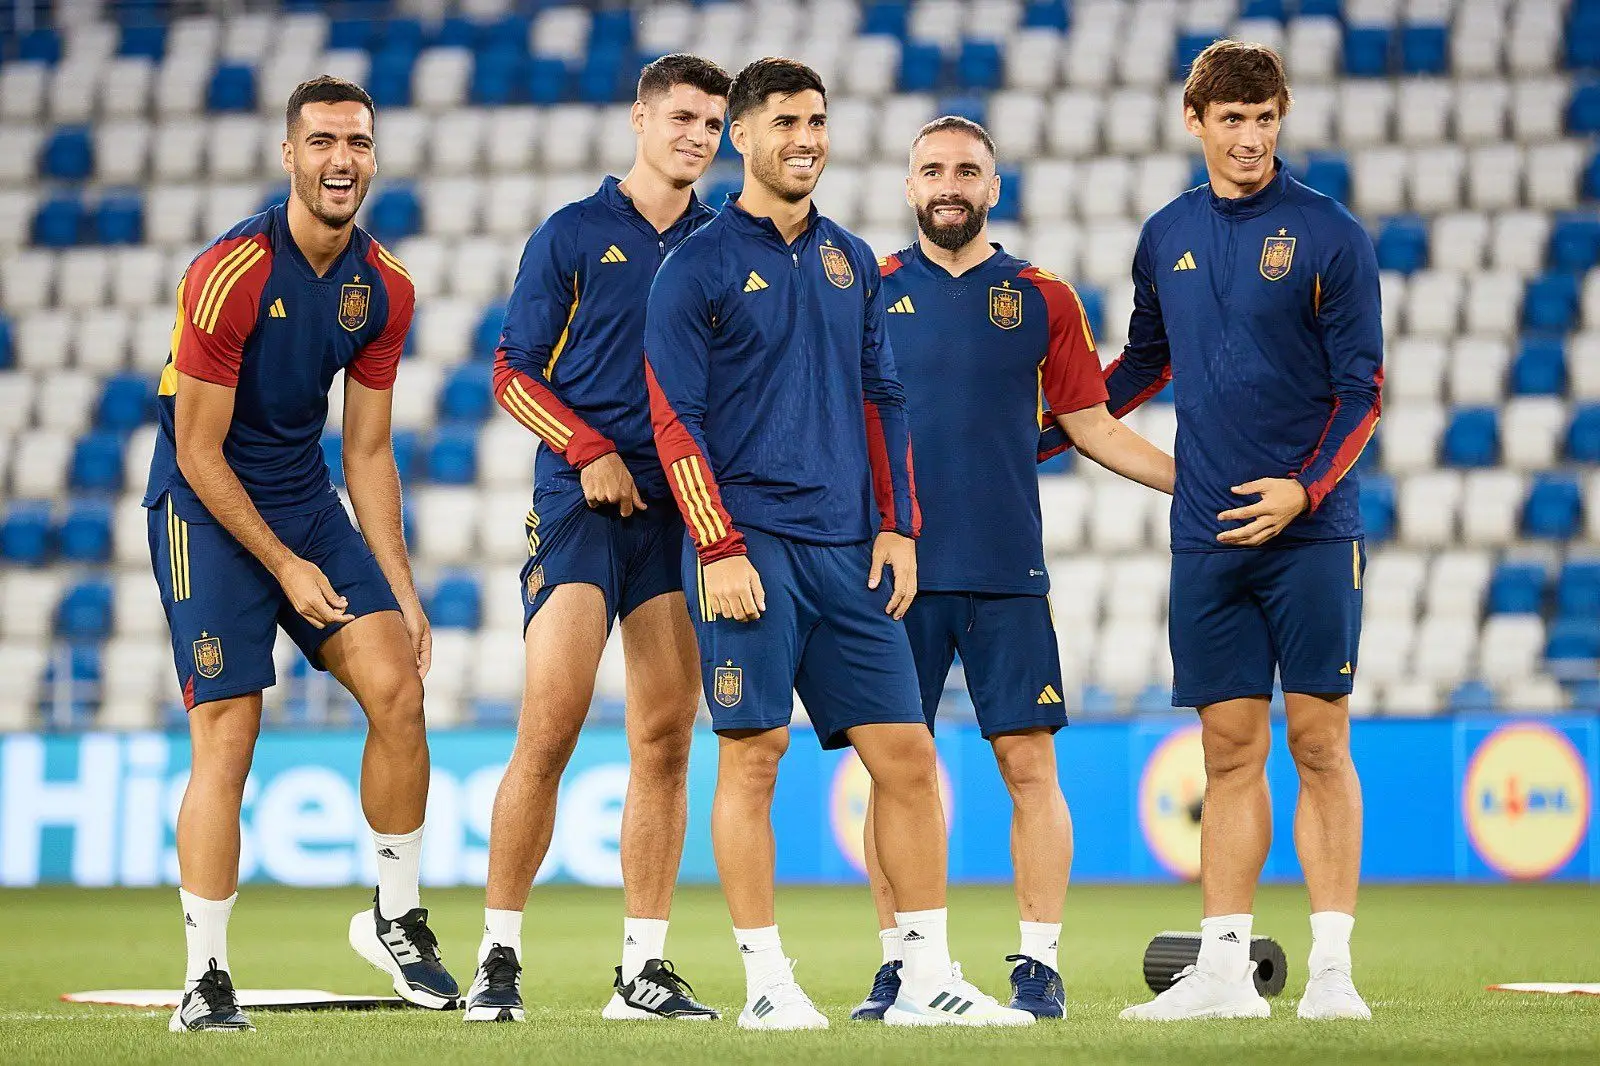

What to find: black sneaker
left=168, top=959, right=254, bottom=1032
left=464, top=944, right=524, bottom=1023
left=602, top=959, right=720, bottom=1020
left=1006, top=954, right=1066, bottom=1019
left=849, top=960, right=903, bottom=1021
left=348, top=888, right=460, bottom=1009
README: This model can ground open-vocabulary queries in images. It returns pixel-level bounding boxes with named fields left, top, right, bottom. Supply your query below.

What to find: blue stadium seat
left=32, top=194, right=86, bottom=247
left=991, top=165, right=1022, bottom=222
left=1399, top=25, right=1448, bottom=75
left=0, top=314, right=13, bottom=370
left=381, top=18, right=426, bottom=58
left=1522, top=272, right=1579, bottom=333
left=57, top=499, right=112, bottom=564
left=328, top=18, right=377, bottom=51
left=1301, top=152, right=1351, bottom=204
left=1546, top=619, right=1600, bottom=672
left=1570, top=403, right=1600, bottom=462
left=368, top=47, right=417, bottom=108
left=1568, top=81, right=1600, bottom=133
left=368, top=185, right=420, bottom=242
left=427, top=424, right=479, bottom=484
left=1375, top=215, right=1428, bottom=274
left=1175, top=33, right=1219, bottom=79
left=56, top=580, right=113, bottom=641
left=862, top=1, right=911, bottom=38
left=208, top=64, right=257, bottom=112
left=1571, top=4, right=1600, bottom=69
left=95, top=191, right=143, bottom=245
left=432, top=16, right=477, bottom=49
left=1343, top=26, right=1392, bottom=76
left=1510, top=336, right=1567, bottom=396
left=1075, top=285, right=1104, bottom=340
left=528, top=56, right=570, bottom=105
left=472, top=47, right=526, bottom=106
left=1587, top=150, right=1600, bottom=201
left=40, top=126, right=93, bottom=181
left=1570, top=678, right=1600, bottom=710
left=579, top=46, right=630, bottom=104
left=475, top=300, right=507, bottom=358
left=1440, top=407, right=1499, bottom=467
left=956, top=40, right=1002, bottom=90
left=1, top=501, right=53, bottom=565
left=429, top=572, right=483, bottom=629
left=18, top=28, right=63, bottom=64
left=899, top=41, right=943, bottom=92
left=71, top=431, right=125, bottom=492
left=477, top=15, right=532, bottom=54
left=392, top=428, right=420, bottom=482
left=1556, top=561, right=1600, bottom=619
left=439, top=363, right=493, bottom=422
left=322, top=430, right=345, bottom=489
left=1523, top=474, right=1583, bottom=539
left=119, top=24, right=166, bottom=60
left=1548, top=213, right=1600, bottom=272
left=590, top=9, right=635, bottom=49
left=1299, top=0, right=1343, bottom=16
left=1448, top=680, right=1496, bottom=713
left=1488, top=562, right=1548, bottom=614
left=1022, top=0, right=1070, bottom=31
left=938, top=93, right=987, bottom=127
left=1358, top=473, right=1395, bottom=542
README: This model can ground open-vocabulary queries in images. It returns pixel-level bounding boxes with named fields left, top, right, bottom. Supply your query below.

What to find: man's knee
left=630, top=712, right=695, bottom=779
left=1201, top=715, right=1270, bottom=778
left=360, top=664, right=425, bottom=729
left=860, top=727, right=939, bottom=796
left=720, top=732, right=786, bottom=796
left=993, top=733, right=1059, bottom=798
left=1288, top=721, right=1350, bottom=777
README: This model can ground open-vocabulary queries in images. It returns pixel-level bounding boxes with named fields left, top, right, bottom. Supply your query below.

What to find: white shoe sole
left=1120, top=997, right=1271, bottom=1022
left=884, top=1004, right=1036, bottom=1027
left=348, top=910, right=457, bottom=1010
left=736, top=1009, right=828, bottom=1030
left=463, top=1002, right=525, bottom=1022
left=1298, top=1001, right=1372, bottom=1020
left=601, top=992, right=716, bottom=1021
left=168, top=1006, right=253, bottom=1032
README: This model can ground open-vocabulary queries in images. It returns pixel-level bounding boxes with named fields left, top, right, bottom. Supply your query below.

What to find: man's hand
left=1217, top=478, right=1309, bottom=547
left=580, top=452, right=647, bottom=516
left=705, top=555, right=766, bottom=622
left=274, top=555, right=355, bottom=628
left=399, top=595, right=432, bottom=679
left=869, top=532, right=918, bottom=619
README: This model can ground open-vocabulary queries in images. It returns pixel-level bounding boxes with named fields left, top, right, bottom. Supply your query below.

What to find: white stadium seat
left=1364, top=549, right=1427, bottom=620
left=1572, top=333, right=1600, bottom=399
left=0, top=63, right=50, bottom=123
left=1479, top=614, right=1546, bottom=687
left=1453, top=80, right=1509, bottom=145
left=1397, top=470, right=1463, bottom=546
left=1396, top=78, right=1451, bottom=146
left=413, top=48, right=474, bottom=113
left=1424, top=550, right=1492, bottom=618
left=1358, top=617, right=1414, bottom=684
left=1429, top=211, right=1488, bottom=273
left=1447, top=336, right=1511, bottom=403
left=1460, top=469, right=1525, bottom=546
left=1499, top=397, right=1566, bottom=471
left=0, top=642, right=47, bottom=731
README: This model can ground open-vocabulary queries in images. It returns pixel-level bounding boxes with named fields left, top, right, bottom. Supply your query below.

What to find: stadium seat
left=429, top=572, right=483, bottom=630
left=1546, top=618, right=1600, bottom=676
left=207, top=63, right=256, bottom=111
left=1454, top=80, right=1508, bottom=145
left=1376, top=215, right=1428, bottom=273
left=368, top=185, right=422, bottom=243
left=1480, top=613, right=1547, bottom=688
left=1441, top=407, right=1498, bottom=468
left=1556, top=561, right=1600, bottom=620
left=1344, top=26, right=1393, bottom=76
left=1570, top=404, right=1600, bottom=461
left=56, top=579, right=113, bottom=642
left=1568, top=80, right=1600, bottom=133
left=1460, top=469, right=1525, bottom=546
left=1359, top=474, right=1396, bottom=542
left=57, top=498, right=112, bottom=563
left=1301, top=151, right=1351, bottom=204
left=1510, top=336, right=1567, bottom=395
left=1447, top=680, right=1496, bottom=713
left=1548, top=214, right=1600, bottom=273
left=70, top=431, right=125, bottom=492
left=1523, top=272, right=1579, bottom=333
left=438, top=364, right=493, bottom=424
left=1396, top=78, right=1451, bottom=145
left=1447, top=337, right=1511, bottom=403
left=1399, top=24, right=1448, bottom=75
left=1488, top=562, right=1548, bottom=615
left=0, top=500, right=53, bottom=565
left=1522, top=474, right=1583, bottom=539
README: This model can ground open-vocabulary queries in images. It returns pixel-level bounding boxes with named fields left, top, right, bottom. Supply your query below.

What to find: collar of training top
left=1206, top=156, right=1290, bottom=220
left=596, top=173, right=709, bottom=233
left=720, top=193, right=821, bottom=245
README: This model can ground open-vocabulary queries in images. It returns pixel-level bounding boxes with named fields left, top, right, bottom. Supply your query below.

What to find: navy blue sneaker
left=349, top=889, right=461, bottom=1009
left=1006, top=954, right=1065, bottom=1019
left=603, top=959, right=720, bottom=1020
left=849, top=960, right=902, bottom=1021
left=168, top=960, right=254, bottom=1032
left=464, top=944, right=524, bottom=1022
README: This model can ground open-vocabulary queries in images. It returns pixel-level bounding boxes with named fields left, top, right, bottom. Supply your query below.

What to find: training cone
left=1142, top=931, right=1288, bottom=997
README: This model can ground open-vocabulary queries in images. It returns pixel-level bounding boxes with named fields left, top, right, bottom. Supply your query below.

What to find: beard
left=915, top=196, right=988, bottom=251
left=748, top=147, right=820, bottom=204
left=292, top=168, right=367, bottom=228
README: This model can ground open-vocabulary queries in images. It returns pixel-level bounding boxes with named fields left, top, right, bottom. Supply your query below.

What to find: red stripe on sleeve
left=863, top=400, right=896, bottom=532
left=174, top=234, right=272, bottom=387
left=350, top=242, right=414, bottom=390
left=877, top=253, right=905, bottom=278
left=491, top=346, right=616, bottom=467
left=645, top=358, right=744, bottom=561
left=1101, top=354, right=1173, bottom=418
left=1022, top=267, right=1110, bottom=417
left=1304, top=405, right=1380, bottom=511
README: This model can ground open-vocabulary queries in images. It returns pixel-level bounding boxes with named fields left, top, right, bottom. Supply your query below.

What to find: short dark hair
left=1183, top=39, right=1293, bottom=122
left=286, top=75, right=376, bottom=136
left=910, top=116, right=996, bottom=164
left=727, top=57, right=826, bottom=124
left=637, top=53, right=732, bottom=104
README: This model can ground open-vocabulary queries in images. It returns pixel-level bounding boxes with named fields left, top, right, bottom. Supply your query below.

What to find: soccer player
left=1110, top=42, right=1380, bottom=1022
left=145, top=76, right=456, bottom=1031
left=850, top=117, right=1176, bottom=1022
left=646, top=58, right=1033, bottom=1031
left=464, top=55, right=730, bottom=1024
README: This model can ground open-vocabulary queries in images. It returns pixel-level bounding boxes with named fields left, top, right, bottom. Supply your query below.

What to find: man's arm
left=860, top=255, right=918, bottom=619
left=1057, top=403, right=1175, bottom=494
left=1102, top=224, right=1174, bottom=417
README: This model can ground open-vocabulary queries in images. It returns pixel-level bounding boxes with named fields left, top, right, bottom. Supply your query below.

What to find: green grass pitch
left=3, top=883, right=1596, bottom=1064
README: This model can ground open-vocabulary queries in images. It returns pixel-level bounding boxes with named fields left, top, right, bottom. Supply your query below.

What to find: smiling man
left=1107, top=42, right=1383, bottom=1023
left=144, top=76, right=455, bottom=1030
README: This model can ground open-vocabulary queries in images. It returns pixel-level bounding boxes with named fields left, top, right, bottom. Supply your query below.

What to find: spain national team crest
left=192, top=633, right=223, bottom=680
left=1259, top=233, right=1296, bottom=281
left=989, top=283, right=1022, bottom=329
left=714, top=662, right=743, bottom=708
left=820, top=243, right=854, bottom=289
left=525, top=565, right=545, bottom=603
left=338, top=282, right=371, bottom=331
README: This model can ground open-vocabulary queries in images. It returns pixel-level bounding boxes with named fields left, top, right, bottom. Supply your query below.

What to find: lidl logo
left=1139, top=725, right=1206, bottom=880
left=1464, top=723, right=1591, bottom=880
left=829, top=745, right=952, bottom=876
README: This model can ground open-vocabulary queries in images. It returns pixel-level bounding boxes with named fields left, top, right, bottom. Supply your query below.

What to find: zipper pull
left=792, top=252, right=799, bottom=266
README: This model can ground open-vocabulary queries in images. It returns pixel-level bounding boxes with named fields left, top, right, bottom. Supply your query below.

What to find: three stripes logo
left=180, top=991, right=214, bottom=1025
left=380, top=927, right=423, bottom=965
left=1218, top=931, right=1241, bottom=943
left=886, top=295, right=916, bottom=314
left=193, top=239, right=266, bottom=335
left=743, top=271, right=769, bottom=293
left=1037, top=684, right=1064, bottom=705
left=267, top=297, right=287, bottom=318
left=627, top=978, right=674, bottom=1011
left=750, top=995, right=777, bottom=1020
left=377, top=847, right=400, bottom=860
left=1340, top=662, right=1353, bottom=675
left=1173, top=251, right=1198, bottom=271
left=600, top=244, right=628, bottom=264
left=928, top=991, right=975, bottom=1016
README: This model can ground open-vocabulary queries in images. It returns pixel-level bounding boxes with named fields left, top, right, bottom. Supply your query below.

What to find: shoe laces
left=648, top=959, right=701, bottom=1002
left=394, top=909, right=442, bottom=964
left=1309, top=967, right=1360, bottom=996
left=867, top=960, right=902, bottom=1002
left=761, top=960, right=816, bottom=1010
left=946, top=961, right=1001, bottom=1007
left=481, top=945, right=520, bottom=990
left=193, top=958, right=238, bottom=1014
left=1005, top=954, right=1059, bottom=1001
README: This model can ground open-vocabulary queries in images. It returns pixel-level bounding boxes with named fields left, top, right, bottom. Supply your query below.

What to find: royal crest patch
left=820, top=244, right=854, bottom=289
left=989, top=283, right=1022, bottom=329
left=1259, top=235, right=1296, bottom=281
left=338, top=282, right=371, bottom=331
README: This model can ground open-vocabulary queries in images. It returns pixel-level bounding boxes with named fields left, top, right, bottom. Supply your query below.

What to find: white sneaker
left=738, top=960, right=829, bottom=1030
left=1120, top=965, right=1271, bottom=1021
left=885, top=963, right=1036, bottom=1027
left=1297, top=967, right=1371, bottom=1020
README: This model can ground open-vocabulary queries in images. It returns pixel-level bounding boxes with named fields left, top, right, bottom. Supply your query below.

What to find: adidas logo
left=184, top=912, right=197, bottom=928
left=600, top=244, right=628, bottom=264
left=886, top=295, right=915, bottom=314
left=1049, top=939, right=1058, bottom=950
left=739, top=943, right=754, bottom=954
left=1340, top=661, right=1352, bottom=675
left=743, top=271, right=769, bottom=293
left=1173, top=251, right=1197, bottom=271
left=929, top=991, right=975, bottom=1015
left=751, top=995, right=776, bottom=1019
left=267, top=297, right=287, bottom=318
left=902, top=930, right=924, bottom=942
left=377, top=846, right=400, bottom=860
left=1037, top=684, right=1063, bottom=705
left=625, top=935, right=637, bottom=946
left=1219, top=931, right=1241, bottom=943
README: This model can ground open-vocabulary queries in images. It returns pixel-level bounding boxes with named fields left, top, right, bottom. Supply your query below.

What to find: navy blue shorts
left=1169, top=539, right=1366, bottom=708
left=904, top=592, right=1068, bottom=737
left=147, top=495, right=400, bottom=709
left=519, top=483, right=684, bottom=630
left=683, top=528, right=925, bottom=750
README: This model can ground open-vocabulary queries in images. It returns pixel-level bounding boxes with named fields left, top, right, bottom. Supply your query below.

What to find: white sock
left=180, top=888, right=236, bottom=987
left=1308, top=911, right=1355, bottom=974
left=879, top=927, right=903, bottom=965
left=733, top=925, right=788, bottom=992
left=1019, top=920, right=1062, bottom=971
left=621, top=917, right=669, bottom=984
left=896, top=908, right=953, bottom=993
left=372, top=825, right=423, bottom=919
left=478, top=907, right=523, bottom=964
left=1196, top=913, right=1253, bottom=983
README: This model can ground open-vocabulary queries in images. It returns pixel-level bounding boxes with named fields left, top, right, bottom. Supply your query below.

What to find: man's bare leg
left=992, top=728, right=1072, bottom=972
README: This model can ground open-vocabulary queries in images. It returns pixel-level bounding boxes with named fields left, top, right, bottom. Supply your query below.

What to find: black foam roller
left=1142, top=931, right=1288, bottom=998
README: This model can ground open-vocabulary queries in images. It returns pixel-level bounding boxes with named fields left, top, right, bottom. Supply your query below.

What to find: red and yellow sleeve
left=350, top=240, right=414, bottom=391
left=172, top=234, right=272, bottom=387
left=1023, top=266, right=1109, bottom=419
